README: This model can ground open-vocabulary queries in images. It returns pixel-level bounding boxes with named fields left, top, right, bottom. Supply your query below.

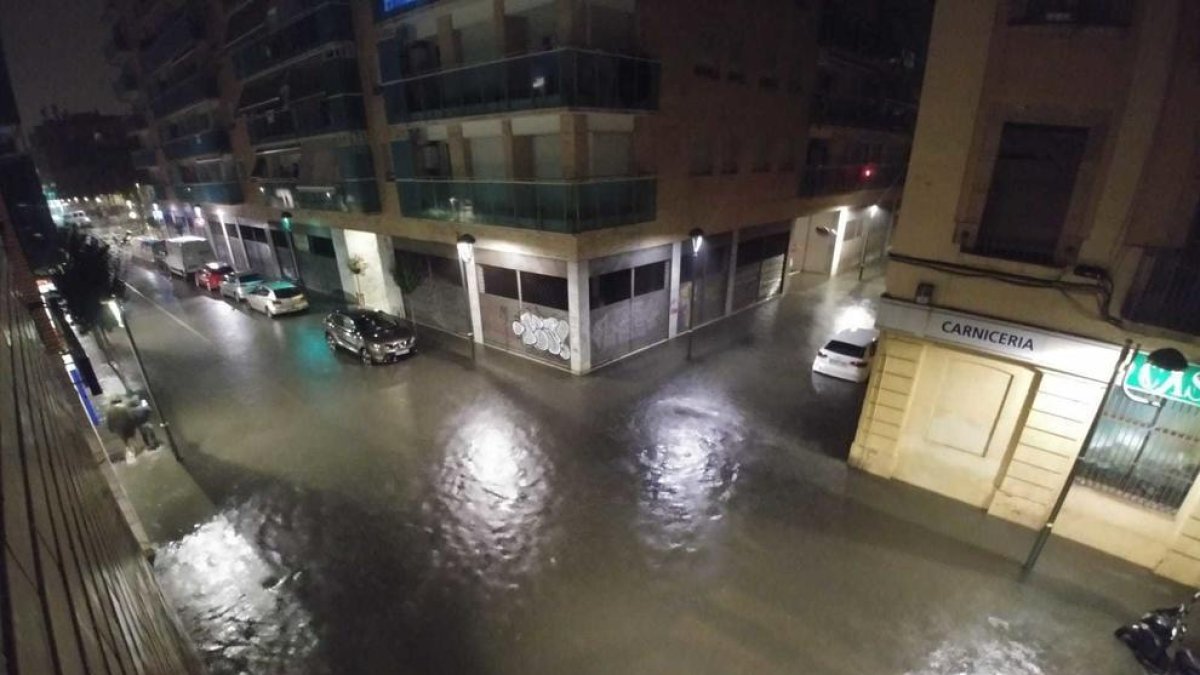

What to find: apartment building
left=106, top=0, right=924, bottom=373
left=848, top=0, right=1200, bottom=583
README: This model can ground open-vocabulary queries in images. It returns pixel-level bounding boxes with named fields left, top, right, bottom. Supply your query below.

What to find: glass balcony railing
left=1123, top=248, right=1200, bottom=335
left=798, top=163, right=902, bottom=198
left=246, top=96, right=366, bottom=146
left=162, top=129, right=229, bottom=160
left=254, top=178, right=381, bottom=213
left=174, top=181, right=244, bottom=204
left=810, top=96, right=917, bottom=133
left=140, top=6, right=206, bottom=74
left=150, top=72, right=218, bottom=118
left=132, top=147, right=158, bottom=168
left=382, top=48, right=659, bottom=124
left=232, top=3, right=354, bottom=81
left=395, top=177, right=656, bottom=233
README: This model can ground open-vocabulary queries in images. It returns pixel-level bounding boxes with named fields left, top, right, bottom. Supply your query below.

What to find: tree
left=52, top=227, right=123, bottom=334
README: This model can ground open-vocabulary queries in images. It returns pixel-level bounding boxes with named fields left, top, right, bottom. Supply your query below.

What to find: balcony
left=247, top=97, right=366, bottom=146
left=799, top=163, right=902, bottom=198
left=132, top=147, right=159, bottom=168
left=150, top=72, right=218, bottom=118
left=225, top=0, right=268, bottom=47
left=382, top=48, right=660, bottom=124
left=140, top=5, right=206, bottom=74
left=232, top=3, right=354, bottom=81
left=162, top=128, right=229, bottom=160
left=1123, top=249, right=1200, bottom=335
left=174, top=181, right=244, bottom=204
left=240, top=58, right=366, bottom=145
left=255, top=178, right=381, bottom=213
left=810, top=96, right=916, bottom=133
left=395, top=176, right=656, bottom=233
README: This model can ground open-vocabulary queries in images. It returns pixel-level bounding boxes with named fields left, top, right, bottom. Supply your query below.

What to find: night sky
left=0, top=0, right=122, bottom=126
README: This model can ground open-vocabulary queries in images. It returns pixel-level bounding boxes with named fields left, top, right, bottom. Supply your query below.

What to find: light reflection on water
left=154, top=514, right=319, bottom=675
left=630, top=393, right=744, bottom=559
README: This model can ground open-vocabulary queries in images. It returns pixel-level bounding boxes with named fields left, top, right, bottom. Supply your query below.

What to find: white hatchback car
left=812, top=328, right=879, bottom=383
left=246, top=281, right=309, bottom=317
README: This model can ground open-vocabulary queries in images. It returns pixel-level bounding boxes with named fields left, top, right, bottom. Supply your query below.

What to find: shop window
left=480, top=265, right=519, bottom=300
left=705, top=244, right=731, bottom=275
left=969, top=122, right=1088, bottom=265
left=309, top=235, right=336, bottom=258
left=761, top=232, right=790, bottom=258
left=736, top=238, right=763, bottom=267
left=520, top=271, right=568, bottom=310
left=270, top=229, right=288, bottom=248
left=633, top=261, right=666, bottom=296
left=590, top=269, right=631, bottom=309
left=225, top=222, right=239, bottom=238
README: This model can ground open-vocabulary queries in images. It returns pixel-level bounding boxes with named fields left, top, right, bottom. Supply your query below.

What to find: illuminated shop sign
left=1125, top=353, right=1200, bottom=407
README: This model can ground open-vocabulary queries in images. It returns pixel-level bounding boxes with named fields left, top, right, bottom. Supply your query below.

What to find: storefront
left=476, top=250, right=571, bottom=367
left=851, top=298, right=1200, bottom=583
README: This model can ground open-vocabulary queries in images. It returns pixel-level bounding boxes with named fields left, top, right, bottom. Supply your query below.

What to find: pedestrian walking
left=103, top=397, right=139, bottom=463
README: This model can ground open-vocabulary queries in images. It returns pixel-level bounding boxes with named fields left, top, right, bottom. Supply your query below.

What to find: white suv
left=812, top=328, right=879, bottom=383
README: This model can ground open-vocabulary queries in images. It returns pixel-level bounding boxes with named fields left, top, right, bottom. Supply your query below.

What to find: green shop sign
left=1124, top=352, right=1200, bottom=407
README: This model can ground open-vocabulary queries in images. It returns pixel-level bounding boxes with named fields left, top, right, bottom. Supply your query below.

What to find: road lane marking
left=123, top=283, right=213, bottom=344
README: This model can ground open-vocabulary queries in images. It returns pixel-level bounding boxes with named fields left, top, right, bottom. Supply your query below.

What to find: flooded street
left=115, top=267, right=1180, bottom=674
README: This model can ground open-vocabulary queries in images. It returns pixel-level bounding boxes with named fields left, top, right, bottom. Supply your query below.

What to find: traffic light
left=281, top=211, right=293, bottom=232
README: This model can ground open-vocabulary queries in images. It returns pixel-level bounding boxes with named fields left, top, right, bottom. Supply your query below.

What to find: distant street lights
left=456, top=233, right=477, bottom=364
left=1024, top=343, right=1190, bottom=572
left=687, top=228, right=704, bottom=361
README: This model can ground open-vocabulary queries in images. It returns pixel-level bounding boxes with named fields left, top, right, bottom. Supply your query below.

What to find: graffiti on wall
left=512, top=311, right=571, bottom=361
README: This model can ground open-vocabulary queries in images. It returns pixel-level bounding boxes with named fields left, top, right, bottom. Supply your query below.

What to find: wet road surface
left=114, top=265, right=1181, bottom=674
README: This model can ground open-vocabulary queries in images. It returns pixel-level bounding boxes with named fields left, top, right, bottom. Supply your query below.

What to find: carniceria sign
left=1125, top=352, right=1200, bottom=407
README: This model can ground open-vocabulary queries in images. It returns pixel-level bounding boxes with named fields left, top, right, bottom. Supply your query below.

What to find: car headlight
left=368, top=343, right=384, bottom=353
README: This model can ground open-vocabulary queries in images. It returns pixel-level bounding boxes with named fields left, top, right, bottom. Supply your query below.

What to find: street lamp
left=456, top=233, right=477, bottom=364
left=687, top=228, right=704, bottom=361
left=1024, top=343, right=1189, bottom=572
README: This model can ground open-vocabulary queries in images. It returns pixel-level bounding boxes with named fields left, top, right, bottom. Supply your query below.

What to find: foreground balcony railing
left=232, top=3, right=354, bottom=80
left=174, top=181, right=244, bottom=204
left=245, top=96, right=365, bottom=146
left=254, top=177, right=381, bottom=213
left=382, top=48, right=659, bottom=124
left=798, top=163, right=902, bottom=198
left=1123, top=248, right=1200, bottom=336
left=162, top=129, right=229, bottom=160
left=810, top=96, right=916, bottom=133
left=150, top=72, right=218, bottom=118
left=395, top=176, right=656, bottom=233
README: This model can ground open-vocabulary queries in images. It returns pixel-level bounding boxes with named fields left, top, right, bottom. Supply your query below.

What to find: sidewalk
left=79, top=329, right=215, bottom=546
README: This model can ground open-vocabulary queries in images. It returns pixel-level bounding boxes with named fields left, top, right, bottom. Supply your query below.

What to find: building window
left=720, top=135, right=739, bottom=175
left=238, top=224, right=268, bottom=243
left=480, top=265, right=519, bottom=300
left=590, top=269, right=632, bottom=309
left=309, top=235, right=336, bottom=258
left=520, top=271, right=568, bottom=311
left=270, top=229, right=289, bottom=248
left=225, top=222, right=239, bottom=238
left=968, top=122, right=1089, bottom=265
left=633, top=261, right=667, bottom=296
left=694, top=32, right=719, bottom=79
left=429, top=255, right=463, bottom=287
left=751, top=136, right=771, bottom=173
left=1008, top=0, right=1133, bottom=27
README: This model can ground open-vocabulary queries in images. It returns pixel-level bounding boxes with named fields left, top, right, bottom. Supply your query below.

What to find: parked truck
left=164, top=236, right=214, bottom=278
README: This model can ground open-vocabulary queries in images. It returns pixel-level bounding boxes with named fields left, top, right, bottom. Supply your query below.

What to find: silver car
left=246, top=281, right=309, bottom=317
left=219, top=271, right=264, bottom=301
left=324, top=308, right=416, bottom=364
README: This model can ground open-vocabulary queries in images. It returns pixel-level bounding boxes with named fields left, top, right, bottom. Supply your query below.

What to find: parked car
left=195, top=262, right=235, bottom=292
left=246, top=281, right=309, bottom=317
left=130, top=235, right=166, bottom=265
left=64, top=210, right=92, bottom=227
left=812, top=328, right=879, bottom=383
left=219, top=271, right=265, bottom=301
left=324, top=308, right=416, bottom=364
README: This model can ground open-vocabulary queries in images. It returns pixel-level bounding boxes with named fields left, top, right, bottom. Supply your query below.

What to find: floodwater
left=115, top=267, right=1180, bottom=674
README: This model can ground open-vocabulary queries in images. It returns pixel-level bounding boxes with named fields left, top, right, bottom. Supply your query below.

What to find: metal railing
left=798, top=163, right=901, bottom=198
left=382, top=48, right=660, bottom=123
left=395, top=176, right=656, bottom=233
left=255, top=177, right=381, bottom=213
left=810, top=96, right=916, bottom=132
left=173, top=181, right=244, bottom=204
left=246, top=96, right=367, bottom=146
left=150, top=71, right=218, bottom=118
left=1123, top=248, right=1200, bottom=335
left=232, top=3, right=354, bottom=80
left=162, top=128, right=229, bottom=160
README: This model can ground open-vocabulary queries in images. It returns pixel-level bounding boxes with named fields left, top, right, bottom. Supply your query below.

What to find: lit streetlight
left=456, top=233, right=477, bottom=364
left=687, top=228, right=704, bottom=361
left=1024, top=343, right=1190, bottom=572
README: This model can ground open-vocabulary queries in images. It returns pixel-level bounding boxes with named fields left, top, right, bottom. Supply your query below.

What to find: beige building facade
left=850, top=0, right=1200, bottom=582
left=109, top=0, right=922, bottom=373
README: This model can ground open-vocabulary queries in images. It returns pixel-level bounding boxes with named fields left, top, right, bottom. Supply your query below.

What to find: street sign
left=1124, top=352, right=1200, bottom=407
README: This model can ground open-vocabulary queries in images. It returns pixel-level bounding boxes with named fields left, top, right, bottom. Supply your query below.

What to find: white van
left=164, top=236, right=214, bottom=277
left=812, top=328, right=879, bottom=383
left=131, top=235, right=166, bottom=264
left=64, top=210, right=92, bottom=227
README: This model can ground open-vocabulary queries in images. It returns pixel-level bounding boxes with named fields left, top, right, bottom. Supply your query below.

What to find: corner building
left=108, top=0, right=922, bottom=372
left=849, top=0, right=1200, bottom=583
